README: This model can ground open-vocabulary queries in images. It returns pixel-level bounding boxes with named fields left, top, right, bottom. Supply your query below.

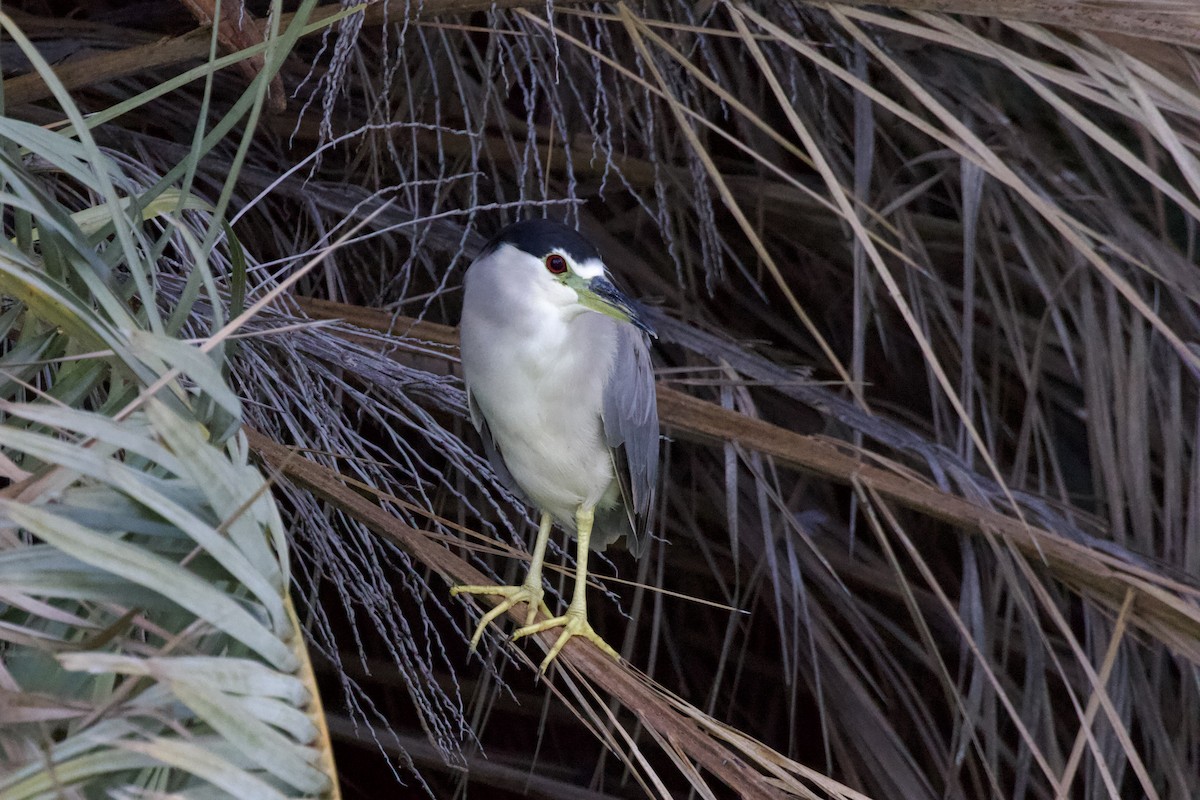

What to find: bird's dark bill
left=585, top=276, right=656, bottom=337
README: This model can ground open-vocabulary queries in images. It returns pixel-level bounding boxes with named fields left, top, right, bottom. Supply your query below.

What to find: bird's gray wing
left=601, top=324, right=659, bottom=557
left=467, top=387, right=524, bottom=501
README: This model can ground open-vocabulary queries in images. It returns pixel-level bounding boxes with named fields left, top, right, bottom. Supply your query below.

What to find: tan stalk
left=825, top=0, right=1200, bottom=49
left=858, top=483, right=1064, bottom=794
left=728, top=0, right=1034, bottom=549
left=284, top=594, right=342, bottom=800
left=819, top=6, right=1200, bottom=376
left=613, top=3, right=863, bottom=406
left=1055, top=590, right=1136, bottom=799
left=855, top=486, right=1008, bottom=795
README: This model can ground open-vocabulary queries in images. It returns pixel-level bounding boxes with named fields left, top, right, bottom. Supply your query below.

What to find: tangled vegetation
left=2, top=1, right=1199, bottom=798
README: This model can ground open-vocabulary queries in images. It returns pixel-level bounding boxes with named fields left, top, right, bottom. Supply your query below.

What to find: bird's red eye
left=545, top=254, right=568, bottom=275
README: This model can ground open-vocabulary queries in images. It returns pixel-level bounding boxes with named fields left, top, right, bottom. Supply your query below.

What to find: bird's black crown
left=481, top=219, right=602, bottom=264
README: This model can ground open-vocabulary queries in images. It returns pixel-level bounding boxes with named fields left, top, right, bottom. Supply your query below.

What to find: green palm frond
left=0, top=14, right=339, bottom=797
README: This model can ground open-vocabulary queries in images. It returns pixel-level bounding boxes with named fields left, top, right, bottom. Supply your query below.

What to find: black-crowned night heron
left=451, top=219, right=659, bottom=673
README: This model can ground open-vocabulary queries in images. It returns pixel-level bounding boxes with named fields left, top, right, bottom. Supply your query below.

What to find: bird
left=451, top=219, right=659, bottom=673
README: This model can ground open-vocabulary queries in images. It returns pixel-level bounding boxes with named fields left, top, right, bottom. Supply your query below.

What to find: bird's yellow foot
left=512, top=610, right=620, bottom=673
left=450, top=583, right=551, bottom=651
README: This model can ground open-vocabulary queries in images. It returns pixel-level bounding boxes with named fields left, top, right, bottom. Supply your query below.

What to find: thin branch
left=826, top=0, right=1200, bottom=49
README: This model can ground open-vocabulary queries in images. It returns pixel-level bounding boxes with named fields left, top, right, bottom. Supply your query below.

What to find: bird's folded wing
left=601, top=325, right=659, bottom=557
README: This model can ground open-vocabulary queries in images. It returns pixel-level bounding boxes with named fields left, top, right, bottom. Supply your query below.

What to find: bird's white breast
left=460, top=256, right=620, bottom=528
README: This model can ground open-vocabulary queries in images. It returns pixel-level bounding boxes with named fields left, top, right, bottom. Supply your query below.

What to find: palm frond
left=0, top=19, right=339, bottom=798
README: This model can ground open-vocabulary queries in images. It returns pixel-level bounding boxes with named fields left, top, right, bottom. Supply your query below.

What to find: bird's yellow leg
left=451, top=512, right=555, bottom=650
left=512, top=505, right=621, bottom=673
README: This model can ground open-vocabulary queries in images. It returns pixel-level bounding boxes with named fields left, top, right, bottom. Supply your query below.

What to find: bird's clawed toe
left=450, top=583, right=548, bottom=650
left=512, top=610, right=621, bottom=673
